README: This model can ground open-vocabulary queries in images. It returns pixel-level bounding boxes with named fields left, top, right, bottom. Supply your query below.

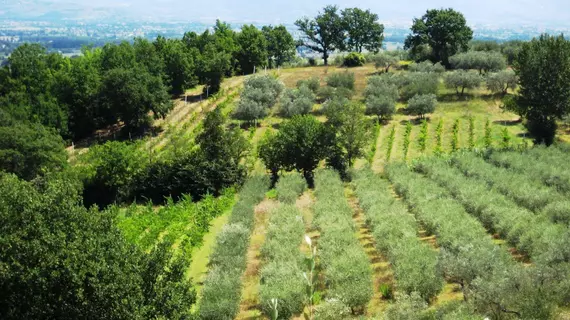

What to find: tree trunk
left=323, top=51, right=329, bottom=66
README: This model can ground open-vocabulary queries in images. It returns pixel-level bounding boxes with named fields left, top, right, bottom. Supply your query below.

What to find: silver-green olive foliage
left=444, top=70, right=483, bottom=97
left=486, top=69, right=518, bottom=95
left=449, top=51, right=507, bottom=74
left=407, top=93, right=437, bottom=118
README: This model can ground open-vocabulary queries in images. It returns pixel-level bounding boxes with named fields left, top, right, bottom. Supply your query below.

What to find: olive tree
left=407, top=94, right=437, bottom=119
left=400, top=72, right=439, bottom=100
left=364, top=76, right=399, bottom=121
left=371, top=53, right=399, bottom=73
left=450, top=51, right=507, bottom=74
left=486, top=69, right=518, bottom=95
left=279, top=85, right=316, bottom=118
left=444, top=70, right=483, bottom=97
left=408, top=61, right=445, bottom=73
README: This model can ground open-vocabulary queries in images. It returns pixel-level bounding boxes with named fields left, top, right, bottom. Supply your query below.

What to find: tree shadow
left=179, top=93, right=203, bottom=103
left=493, top=119, right=522, bottom=127
left=437, top=92, right=476, bottom=102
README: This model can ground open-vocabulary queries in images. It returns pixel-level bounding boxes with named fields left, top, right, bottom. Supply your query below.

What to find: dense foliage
left=0, top=173, right=195, bottom=319
left=504, top=34, right=570, bottom=144
left=405, top=8, right=473, bottom=67
left=296, top=5, right=384, bottom=65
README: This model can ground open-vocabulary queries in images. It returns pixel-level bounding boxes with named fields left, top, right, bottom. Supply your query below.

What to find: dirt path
left=345, top=187, right=392, bottom=317
left=292, top=190, right=320, bottom=320
left=236, top=198, right=278, bottom=320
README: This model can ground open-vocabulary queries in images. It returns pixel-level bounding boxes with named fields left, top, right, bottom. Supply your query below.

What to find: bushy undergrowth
left=275, top=174, right=307, bottom=204
left=313, top=170, right=372, bottom=312
left=198, top=175, right=269, bottom=320
left=115, top=189, right=235, bottom=252
left=352, top=168, right=443, bottom=301
left=259, top=204, right=306, bottom=318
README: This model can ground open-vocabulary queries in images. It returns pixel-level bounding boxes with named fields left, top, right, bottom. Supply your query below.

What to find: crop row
left=414, top=158, right=566, bottom=260
left=115, top=190, right=234, bottom=253
left=351, top=168, right=443, bottom=301
left=198, top=175, right=269, bottom=320
left=259, top=175, right=308, bottom=318
left=487, top=147, right=570, bottom=194
left=451, top=153, right=564, bottom=212
left=313, top=170, right=372, bottom=313
left=385, top=163, right=557, bottom=318
left=385, top=164, right=512, bottom=294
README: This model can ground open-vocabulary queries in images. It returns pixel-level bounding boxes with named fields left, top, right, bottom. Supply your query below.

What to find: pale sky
left=4, top=0, right=570, bottom=27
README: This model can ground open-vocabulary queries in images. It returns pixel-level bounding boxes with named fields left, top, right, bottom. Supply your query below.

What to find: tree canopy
left=341, top=8, right=384, bottom=53
left=0, top=173, right=195, bottom=319
left=506, top=34, right=570, bottom=144
left=295, top=5, right=346, bottom=66
left=405, top=8, right=473, bottom=67
left=262, top=25, right=296, bottom=68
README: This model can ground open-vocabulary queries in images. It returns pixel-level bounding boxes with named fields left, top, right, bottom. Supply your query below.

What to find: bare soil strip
left=345, top=187, right=392, bottom=316
left=235, top=198, right=278, bottom=320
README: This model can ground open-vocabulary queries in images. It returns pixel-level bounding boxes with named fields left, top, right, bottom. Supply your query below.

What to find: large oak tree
left=405, top=8, right=473, bottom=68
left=295, top=5, right=346, bottom=66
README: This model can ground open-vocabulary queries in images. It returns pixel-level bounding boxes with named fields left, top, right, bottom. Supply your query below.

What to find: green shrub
left=403, top=122, right=412, bottom=160
left=408, top=61, right=445, bottom=73
left=279, top=86, right=316, bottom=118
left=275, top=174, right=307, bottom=204
left=260, top=261, right=305, bottom=319
left=484, top=119, right=492, bottom=148
left=379, top=283, right=394, bottom=300
left=451, top=119, right=460, bottom=152
left=385, top=293, right=428, bottom=320
left=418, top=119, right=429, bottom=152
left=297, top=77, right=320, bottom=94
left=408, top=94, right=437, bottom=119
left=364, top=76, right=399, bottom=121
left=444, top=71, right=482, bottom=97
left=543, top=201, right=570, bottom=225
left=326, top=72, right=355, bottom=91
left=342, top=52, right=365, bottom=67
left=314, top=299, right=351, bottom=320
left=386, top=126, right=396, bottom=162
left=400, top=72, right=439, bottom=100
left=434, top=119, right=444, bottom=154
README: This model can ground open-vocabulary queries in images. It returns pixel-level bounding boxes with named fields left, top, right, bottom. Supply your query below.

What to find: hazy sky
left=4, top=0, right=570, bottom=27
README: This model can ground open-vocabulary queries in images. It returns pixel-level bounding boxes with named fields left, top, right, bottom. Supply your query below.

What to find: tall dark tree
left=341, top=8, right=385, bottom=53
left=295, top=5, right=346, bottom=66
left=236, top=24, right=268, bottom=74
left=405, top=8, right=473, bottom=67
left=154, top=37, right=198, bottom=95
left=262, top=25, right=296, bottom=68
left=0, top=121, right=67, bottom=181
left=0, top=173, right=195, bottom=319
left=100, top=68, right=172, bottom=133
left=259, top=115, right=329, bottom=186
left=505, top=34, right=570, bottom=145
